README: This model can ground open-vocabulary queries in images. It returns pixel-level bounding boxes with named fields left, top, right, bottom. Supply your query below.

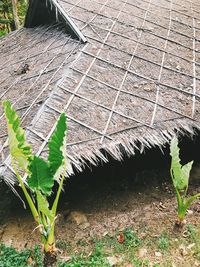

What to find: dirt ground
left=1, top=145, right=200, bottom=267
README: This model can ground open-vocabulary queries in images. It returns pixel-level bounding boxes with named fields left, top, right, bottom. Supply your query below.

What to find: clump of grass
left=186, top=224, right=200, bottom=261
left=123, top=228, right=142, bottom=248
left=56, top=240, right=72, bottom=252
left=58, top=242, right=110, bottom=267
left=0, top=244, right=31, bottom=267
left=158, top=234, right=169, bottom=251
left=0, top=244, right=43, bottom=267
left=33, top=245, right=43, bottom=267
left=187, top=224, right=196, bottom=242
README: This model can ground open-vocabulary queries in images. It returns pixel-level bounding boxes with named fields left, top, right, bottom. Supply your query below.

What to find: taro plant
left=170, top=136, right=200, bottom=226
left=3, top=100, right=67, bottom=263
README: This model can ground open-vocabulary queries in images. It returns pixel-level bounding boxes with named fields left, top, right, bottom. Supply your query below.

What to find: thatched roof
left=1, top=0, right=200, bottom=185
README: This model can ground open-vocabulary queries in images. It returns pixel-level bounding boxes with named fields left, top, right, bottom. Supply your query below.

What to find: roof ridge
left=24, top=0, right=87, bottom=43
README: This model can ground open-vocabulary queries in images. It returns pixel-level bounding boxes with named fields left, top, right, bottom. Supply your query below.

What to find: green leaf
left=36, top=191, right=53, bottom=221
left=3, top=100, right=32, bottom=171
left=184, top=193, right=200, bottom=211
left=0, top=19, right=10, bottom=24
left=181, top=161, right=193, bottom=189
left=170, top=136, right=193, bottom=191
left=28, top=156, right=54, bottom=196
left=48, top=113, right=67, bottom=180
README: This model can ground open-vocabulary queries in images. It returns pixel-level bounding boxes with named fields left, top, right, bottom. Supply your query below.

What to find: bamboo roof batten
left=1, top=0, right=200, bottom=185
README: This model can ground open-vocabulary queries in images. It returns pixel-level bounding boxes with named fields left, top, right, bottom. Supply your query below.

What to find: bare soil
left=1, top=155, right=200, bottom=266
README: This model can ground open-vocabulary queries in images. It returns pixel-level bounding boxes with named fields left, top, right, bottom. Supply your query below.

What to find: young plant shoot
left=3, top=100, right=67, bottom=261
left=170, top=136, right=200, bottom=226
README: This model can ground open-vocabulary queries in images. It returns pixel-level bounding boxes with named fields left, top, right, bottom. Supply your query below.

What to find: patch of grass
left=187, top=224, right=200, bottom=261
left=0, top=29, right=7, bottom=37
left=58, top=242, right=110, bottom=267
left=56, top=240, right=72, bottom=252
left=158, top=234, right=169, bottom=251
left=32, top=245, right=43, bottom=267
left=187, top=224, right=196, bottom=242
left=76, top=239, right=88, bottom=247
left=0, top=244, right=31, bottom=267
left=123, top=227, right=141, bottom=248
left=0, top=244, right=44, bottom=267
left=58, top=228, right=145, bottom=266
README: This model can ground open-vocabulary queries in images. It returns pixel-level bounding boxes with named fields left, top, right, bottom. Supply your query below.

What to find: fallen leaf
left=27, top=257, right=33, bottom=265
left=103, top=231, right=109, bottom=237
left=79, top=222, right=90, bottom=230
left=118, top=232, right=125, bottom=244
left=182, top=230, right=189, bottom=238
left=187, top=243, right=195, bottom=250
left=138, top=232, right=147, bottom=239
left=179, top=244, right=188, bottom=256
left=159, top=202, right=167, bottom=210
left=60, top=256, right=71, bottom=262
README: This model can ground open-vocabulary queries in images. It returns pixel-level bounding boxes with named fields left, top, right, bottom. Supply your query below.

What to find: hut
left=0, top=0, right=200, bottom=185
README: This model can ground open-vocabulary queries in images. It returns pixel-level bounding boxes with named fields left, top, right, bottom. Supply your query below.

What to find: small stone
left=187, top=210, right=194, bottom=215
left=138, top=248, right=147, bottom=258
left=107, top=256, right=120, bottom=266
left=155, top=251, right=162, bottom=257
left=68, top=211, right=89, bottom=229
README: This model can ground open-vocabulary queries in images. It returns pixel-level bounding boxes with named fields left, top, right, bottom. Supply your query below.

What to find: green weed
left=0, top=244, right=31, bottom=267
left=187, top=224, right=196, bottom=241
left=56, top=240, right=72, bottom=252
left=58, top=243, right=110, bottom=267
left=123, top=228, right=141, bottom=248
left=170, top=137, right=200, bottom=225
left=32, top=245, right=43, bottom=267
left=158, top=234, right=169, bottom=250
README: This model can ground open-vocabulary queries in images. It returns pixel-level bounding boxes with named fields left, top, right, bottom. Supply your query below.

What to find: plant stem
left=11, top=0, right=20, bottom=29
left=51, top=170, right=66, bottom=216
left=11, top=159, right=39, bottom=223
left=44, top=169, right=66, bottom=254
left=44, top=223, right=56, bottom=253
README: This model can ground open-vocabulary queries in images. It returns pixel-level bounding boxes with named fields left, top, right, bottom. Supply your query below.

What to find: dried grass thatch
left=1, top=0, right=200, bottom=185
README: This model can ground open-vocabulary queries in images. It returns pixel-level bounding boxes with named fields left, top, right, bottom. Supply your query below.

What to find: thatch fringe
left=1, top=117, right=199, bottom=187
